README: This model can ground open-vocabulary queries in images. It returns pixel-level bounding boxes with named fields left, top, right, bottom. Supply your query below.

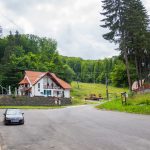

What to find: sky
left=0, top=0, right=150, bottom=60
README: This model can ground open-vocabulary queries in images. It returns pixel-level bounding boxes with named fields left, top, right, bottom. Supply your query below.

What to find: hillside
left=71, top=82, right=128, bottom=104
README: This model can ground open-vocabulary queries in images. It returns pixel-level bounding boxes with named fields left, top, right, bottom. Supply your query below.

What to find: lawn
left=71, top=82, right=128, bottom=105
left=96, top=93, right=150, bottom=114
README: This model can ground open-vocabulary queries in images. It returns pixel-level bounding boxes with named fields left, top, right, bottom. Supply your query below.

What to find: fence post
left=121, top=92, right=127, bottom=105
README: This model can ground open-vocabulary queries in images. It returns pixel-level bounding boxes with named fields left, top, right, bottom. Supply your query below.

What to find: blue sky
left=0, top=0, right=149, bottom=59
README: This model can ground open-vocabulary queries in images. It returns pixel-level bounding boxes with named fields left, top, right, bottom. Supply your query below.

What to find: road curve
left=0, top=105, right=150, bottom=150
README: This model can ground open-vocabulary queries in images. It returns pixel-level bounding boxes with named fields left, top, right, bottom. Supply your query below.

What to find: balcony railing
left=43, top=85, right=61, bottom=89
left=43, top=85, right=52, bottom=89
left=19, top=87, right=30, bottom=91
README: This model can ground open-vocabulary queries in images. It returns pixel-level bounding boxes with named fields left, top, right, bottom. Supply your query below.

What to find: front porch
left=19, top=85, right=31, bottom=96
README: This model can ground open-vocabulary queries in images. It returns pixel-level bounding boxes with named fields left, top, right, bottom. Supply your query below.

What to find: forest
left=0, top=0, right=150, bottom=92
left=0, top=32, right=75, bottom=89
left=0, top=31, right=141, bottom=91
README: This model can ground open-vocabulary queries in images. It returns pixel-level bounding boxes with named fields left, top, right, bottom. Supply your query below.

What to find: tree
left=123, top=0, right=149, bottom=87
left=111, top=61, right=128, bottom=87
left=0, top=32, right=69, bottom=88
left=101, top=0, right=132, bottom=89
left=60, top=65, right=75, bottom=83
left=101, top=0, right=149, bottom=90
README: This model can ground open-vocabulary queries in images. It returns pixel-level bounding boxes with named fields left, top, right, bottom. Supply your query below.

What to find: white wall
left=32, top=78, right=44, bottom=96
left=18, top=86, right=22, bottom=96
left=31, top=75, right=70, bottom=98
left=64, top=89, right=70, bottom=98
left=43, top=76, right=60, bottom=89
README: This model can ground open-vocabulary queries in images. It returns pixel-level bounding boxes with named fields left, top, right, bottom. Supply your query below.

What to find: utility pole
left=76, top=73, right=80, bottom=89
left=94, top=72, right=96, bottom=84
left=105, top=74, right=109, bottom=100
left=77, top=80, right=79, bottom=89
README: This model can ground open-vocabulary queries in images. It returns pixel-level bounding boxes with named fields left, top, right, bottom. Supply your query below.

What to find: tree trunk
left=139, top=59, right=143, bottom=86
left=124, top=48, right=132, bottom=91
left=121, top=31, right=132, bottom=91
left=135, top=54, right=140, bottom=88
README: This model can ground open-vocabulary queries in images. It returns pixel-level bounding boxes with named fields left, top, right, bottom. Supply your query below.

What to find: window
left=44, top=90, right=47, bottom=95
left=38, top=83, right=40, bottom=89
left=38, top=83, right=40, bottom=92
left=44, top=90, right=51, bottom=96
left=47, top=90, right=51, bottom=96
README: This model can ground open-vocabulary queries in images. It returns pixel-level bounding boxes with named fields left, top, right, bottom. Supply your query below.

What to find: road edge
left=0, top=133, right=7, bottom=150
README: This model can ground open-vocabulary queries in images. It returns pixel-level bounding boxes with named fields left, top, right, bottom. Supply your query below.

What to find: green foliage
left=0, top=31, right=146, bottom=91
left=101, top=0, right=150, bottom=89
left=62, top=56, right=123, bottom=85
left=110, top=61, right=128, bottom=87
left=0, top=32, right=74, bottom=90
left=97, top=93, right=150, bottom=114
left=97, top=72, right=106, bottom=84
left=60, top=64, right=75, bottom=83
left=127, top=93, right=150, bottom=105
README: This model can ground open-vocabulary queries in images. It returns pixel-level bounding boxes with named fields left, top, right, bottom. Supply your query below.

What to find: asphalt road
left=0, top=105, right=150, bottom=150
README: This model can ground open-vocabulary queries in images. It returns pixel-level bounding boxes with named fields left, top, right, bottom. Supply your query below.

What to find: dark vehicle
left=3, top=109, right=24, bottom=125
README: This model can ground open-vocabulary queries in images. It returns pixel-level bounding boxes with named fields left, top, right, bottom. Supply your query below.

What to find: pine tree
left=101, top=0, right=132, bottom=89
left=123, top=0, right=149, bottom=86
left=101, top=0, right=149, bottom=90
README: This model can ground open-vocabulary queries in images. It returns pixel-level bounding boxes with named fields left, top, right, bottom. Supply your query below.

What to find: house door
left=44, top=90, right=51, bottom=96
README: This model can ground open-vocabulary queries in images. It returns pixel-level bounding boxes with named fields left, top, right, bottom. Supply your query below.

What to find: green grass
left=71, top=82, right=128, bottom=105
left=96, top=93, right=150, bottom=114
left=127, top=93, right=150, bottom=105
left=0, top=106, right=64, bottom=109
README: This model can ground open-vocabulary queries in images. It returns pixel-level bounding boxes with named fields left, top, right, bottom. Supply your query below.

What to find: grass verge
left=96, top=93, right=150, bottom=115
left=0, top=106, right=64, bottom=109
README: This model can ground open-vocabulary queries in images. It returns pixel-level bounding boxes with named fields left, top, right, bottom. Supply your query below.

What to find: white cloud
left=16, top=17, right=34, bottom=34
left=0, top=0, right=149, bottom=59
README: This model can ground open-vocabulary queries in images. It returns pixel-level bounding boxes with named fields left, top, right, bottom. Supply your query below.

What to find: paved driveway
left=0, top=105, right=150, bottom=150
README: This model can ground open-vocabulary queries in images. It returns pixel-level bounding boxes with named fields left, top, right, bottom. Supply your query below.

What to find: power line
left=0, top=11, right=24, bottom=33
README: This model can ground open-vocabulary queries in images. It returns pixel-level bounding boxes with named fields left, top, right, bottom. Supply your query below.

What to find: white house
left=18, top=71, right=71, bottom=98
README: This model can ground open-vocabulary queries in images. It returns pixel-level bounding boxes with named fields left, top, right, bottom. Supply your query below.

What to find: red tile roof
left=50, top=73, right=71, bottom=89
left=25, top=71, right=46, bottom=85
left=19, top=78, right=29, bottom=85
left=19, top=71, right=71, bottom=89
